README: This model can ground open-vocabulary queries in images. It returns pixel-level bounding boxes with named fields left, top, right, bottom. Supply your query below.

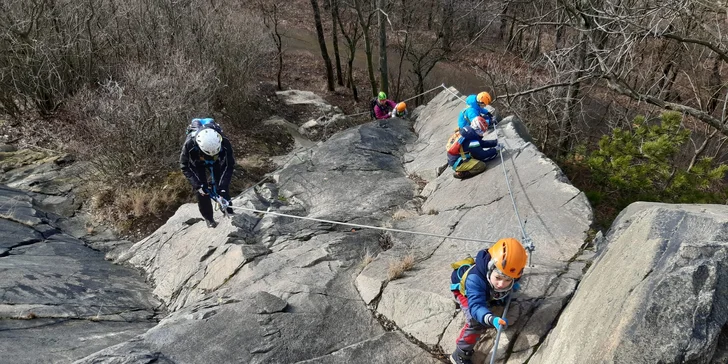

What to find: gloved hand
left=512, top=282, right=521, bottom=292
left=495, top=143, right=505, bottom=152
left=197, top=187, right=209, bottom=196
left=492, top=316, right=508, bottom=330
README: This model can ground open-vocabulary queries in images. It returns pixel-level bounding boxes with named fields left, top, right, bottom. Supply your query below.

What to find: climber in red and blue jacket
left=446, top=116, right=503, bottom=179
left=448, top=238, right=528, bottom=364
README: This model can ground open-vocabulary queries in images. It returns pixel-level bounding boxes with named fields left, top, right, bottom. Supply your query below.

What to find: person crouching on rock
left=446, top=116, right=503, bottom=180
left=448, top=238, right=527, bottom=364
left=179, top=118, right=235, bottom=228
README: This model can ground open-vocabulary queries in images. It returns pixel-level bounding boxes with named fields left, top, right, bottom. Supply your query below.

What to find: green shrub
left=583, top=112, right=727, bottom=217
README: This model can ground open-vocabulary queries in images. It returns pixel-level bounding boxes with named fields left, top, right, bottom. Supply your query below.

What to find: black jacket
left=179, top=136, right=235, bottom=190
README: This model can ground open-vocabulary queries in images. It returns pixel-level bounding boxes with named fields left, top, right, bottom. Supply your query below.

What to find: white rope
left=441, top=84, right=536, bottom=262
left=226, top=204, right=497, bottom=244
left=490, top=295, right=512, bottom=364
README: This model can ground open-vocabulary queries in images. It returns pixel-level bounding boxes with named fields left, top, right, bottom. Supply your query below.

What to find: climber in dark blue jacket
left=446, top=116, right=503, bottom=179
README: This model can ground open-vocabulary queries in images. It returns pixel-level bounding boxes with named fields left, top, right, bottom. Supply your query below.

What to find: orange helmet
left=477, top=92, right=491, bottom=106
left=488, top=238, right=527, bottom=279
left=396, top=102, right=407, bottom=112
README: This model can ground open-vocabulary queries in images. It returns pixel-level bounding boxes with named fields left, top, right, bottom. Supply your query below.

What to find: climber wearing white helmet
left=180, top=118, right=236, bottom=228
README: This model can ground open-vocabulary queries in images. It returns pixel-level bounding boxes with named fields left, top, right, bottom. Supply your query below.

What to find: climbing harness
left=206, top=161, right=231, bottom=219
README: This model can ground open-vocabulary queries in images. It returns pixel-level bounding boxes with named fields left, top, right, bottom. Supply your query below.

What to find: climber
left=180, top=118, right=235, bottom=228
left=449, top=238, right=528, bottom=364
left=458, top=91, right=495, bottom=129
left=446, top=116, right=503, bottom=179
left=371, top=91, right=398, bottom=120
left=391, top=102, right=408, bottom=119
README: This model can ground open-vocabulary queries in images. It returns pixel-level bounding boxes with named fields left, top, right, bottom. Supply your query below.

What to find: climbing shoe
left=205, top=219, right=218, bottom=228
left=450, top=348, right=474, bottom=364
left=435, top=163, right=449, bottom=177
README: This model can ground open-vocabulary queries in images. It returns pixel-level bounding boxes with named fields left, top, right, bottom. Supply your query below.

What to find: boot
left=450, top=348, right=474, bottom=364
left=205, top=219, right=218, bottom=228
left=435, top=163, right=449, bottom=177
left=453, top=170, right=473, bottom=180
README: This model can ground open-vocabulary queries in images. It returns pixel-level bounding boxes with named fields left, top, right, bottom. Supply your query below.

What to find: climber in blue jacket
left=448, top=238, right=528, bottom=364
left=458, top=92, right=495, bottom=129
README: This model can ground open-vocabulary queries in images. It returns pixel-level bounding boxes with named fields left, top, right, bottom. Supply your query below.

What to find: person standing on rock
left=448, top=238, right=528, bottom=364
left=446, top=116, right=503, bottom=179
left=180, top=118, right=235, bottom=228
left=458, top=92, right=496, bottom=129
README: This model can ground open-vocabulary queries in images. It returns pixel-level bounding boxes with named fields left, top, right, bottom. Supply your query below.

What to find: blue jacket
left=458, top=95, right=493, bottom=129
left=464, top=250, right=497, bottom=326
left=446, top=126, right=498, bottom=167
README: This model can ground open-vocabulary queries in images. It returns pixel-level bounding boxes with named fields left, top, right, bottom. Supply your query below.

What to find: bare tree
left=261, top=2, right=284, bottom=90
left=336, top=3, right=364, bottom=101
left=352, top=0, right=378, bottom=96
left=331, top=0, right=344, bottom=86
left=377, top=0, right=389, bottom=95
left=310, top=0, right=336, bottom=91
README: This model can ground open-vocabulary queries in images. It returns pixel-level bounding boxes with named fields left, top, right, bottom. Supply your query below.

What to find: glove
left=492, top=316, right=508, bottom=330
left=495, top=143, right=505, bottom=152
left=512, top=282, right=521, bottom=292
left=197, top=187, right=209, bottom=196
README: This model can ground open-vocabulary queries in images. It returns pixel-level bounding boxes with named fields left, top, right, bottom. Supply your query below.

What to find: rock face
left=0, top=185, right=160, bottom=364
left=76, top=118, right=441, bottom=364
left=530, top=202, right=728, bottom=364
left=0, top=149, right=82, bottom=217
left=352, top=88, right=593, bottom=362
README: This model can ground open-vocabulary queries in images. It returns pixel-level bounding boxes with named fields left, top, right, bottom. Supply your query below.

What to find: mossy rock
left=0, top=149, right=53, bottom=171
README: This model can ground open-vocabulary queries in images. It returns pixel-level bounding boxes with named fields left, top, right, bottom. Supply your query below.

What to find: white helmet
left=195, top=128, right=222, bottom=156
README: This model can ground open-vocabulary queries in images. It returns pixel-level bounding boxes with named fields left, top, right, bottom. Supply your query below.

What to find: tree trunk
left=310, top=0, right=335, bottom=91
left=557, top=34, right=587, bottom=157
left=354, top=0, right=377, bottom=96
left=378, top=0, right=388, bottom=95
left=331, top=0, right=344, bottom=86
left=441, top=0, right=453, bottom=53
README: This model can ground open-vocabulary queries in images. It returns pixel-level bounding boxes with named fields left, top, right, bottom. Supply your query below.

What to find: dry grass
left=360, top=250, right=375, bottom=269
left=87, top=170, right=193, bottom=235
left=392, top=208, right=418, bottom=220
left=387, top=255, right=416, bottom=281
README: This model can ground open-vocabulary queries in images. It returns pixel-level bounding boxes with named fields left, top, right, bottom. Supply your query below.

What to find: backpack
left=370, top=98, right=378, bottom=119
left=450, top=256, right=476, bottom=296
left=446, top=130, right=471, bottom=171
left=186, top=118, right=224, bottom=140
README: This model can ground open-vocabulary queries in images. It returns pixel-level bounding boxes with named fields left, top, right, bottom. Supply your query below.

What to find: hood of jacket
left=474, top=249, right=492, bottom=281
left=465, top=94, right=479, bottom=109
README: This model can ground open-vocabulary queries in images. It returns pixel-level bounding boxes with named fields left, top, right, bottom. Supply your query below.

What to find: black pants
left=196, top=188, right=232, bottom=222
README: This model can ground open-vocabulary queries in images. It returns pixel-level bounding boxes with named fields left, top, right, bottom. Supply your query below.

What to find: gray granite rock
left=530, top=203, right=728, bottom=364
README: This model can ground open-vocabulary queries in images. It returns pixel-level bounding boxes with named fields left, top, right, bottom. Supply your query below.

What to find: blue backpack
left=186, top=118, right=223, bottom=137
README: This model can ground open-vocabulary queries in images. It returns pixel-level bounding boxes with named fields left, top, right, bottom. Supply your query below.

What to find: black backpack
left=369, top=98, right=378, bottom=120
